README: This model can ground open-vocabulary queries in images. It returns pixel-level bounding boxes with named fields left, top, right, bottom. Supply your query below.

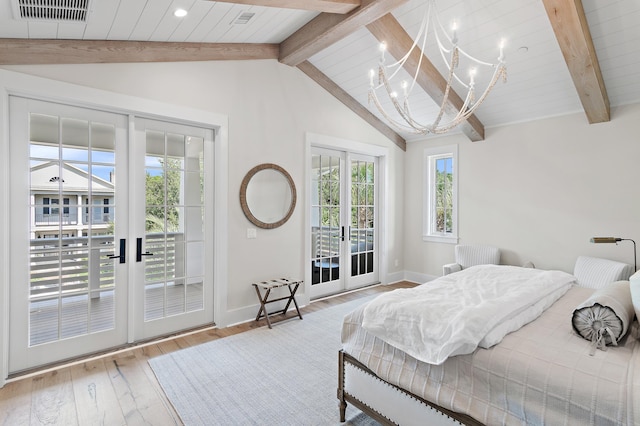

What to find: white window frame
left=423, top=144, right=458, bottom=244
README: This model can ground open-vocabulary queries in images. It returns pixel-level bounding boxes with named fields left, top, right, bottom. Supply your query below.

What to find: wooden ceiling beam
left=366, top=14, right=485, bottom=141
left=298, top=61, right=406, bottom=150
left=542, top=0, right=609, bottom=123
left=209, top=0, right=360, bottom=14
left=279, top=0, right=408, bottom=67
left=0, top=39, right=279, bottom=65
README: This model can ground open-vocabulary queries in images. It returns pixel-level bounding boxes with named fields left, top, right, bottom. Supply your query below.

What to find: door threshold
left=6, top=323, right=217, bottom=383
left=312, top=282, right=382, bottom=302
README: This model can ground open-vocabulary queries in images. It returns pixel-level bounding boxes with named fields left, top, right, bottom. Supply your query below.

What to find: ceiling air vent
left=14, top=0, right=91, bottom=23
left=232, top=11, right=255, bottom=25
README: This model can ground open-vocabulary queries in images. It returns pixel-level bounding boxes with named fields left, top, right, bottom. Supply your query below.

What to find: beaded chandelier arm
left=368, top=0, right=507, bottom=136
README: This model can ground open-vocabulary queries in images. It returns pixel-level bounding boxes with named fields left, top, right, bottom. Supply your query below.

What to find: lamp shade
left=590, top=237, right=620, bottom=243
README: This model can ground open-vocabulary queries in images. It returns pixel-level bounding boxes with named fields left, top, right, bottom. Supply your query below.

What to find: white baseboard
left=385, top=270, right=439, bottom=285
left=385, top=270, right=406, bottom=285
left=221, top=271, right=440, bottom=327
left=223, top=298, right=308, bottom=328
left=403, top=270, right=439, bottom=284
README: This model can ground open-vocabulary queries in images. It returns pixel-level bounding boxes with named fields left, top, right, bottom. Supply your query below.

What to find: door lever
left=136, top=237, right=154, bottom=262
left=108, top=239, right=126, bottom=263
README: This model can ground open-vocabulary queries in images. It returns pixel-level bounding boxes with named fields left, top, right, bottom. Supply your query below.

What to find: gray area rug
left=149, top=296, right=380, bottom=426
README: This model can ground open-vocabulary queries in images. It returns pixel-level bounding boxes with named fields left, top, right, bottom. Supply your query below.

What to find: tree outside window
left=424, top=146, right=458, bottom=244
left=434, top=157, right=453, bottom=234
left=145, top=158, right=182, bottom=233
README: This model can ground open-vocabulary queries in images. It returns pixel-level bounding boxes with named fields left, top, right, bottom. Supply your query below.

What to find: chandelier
left=368, top=0, right=507, bottom=135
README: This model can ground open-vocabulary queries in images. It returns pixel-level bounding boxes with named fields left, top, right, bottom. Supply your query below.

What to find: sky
left=30, top=144, right=165, bottom=181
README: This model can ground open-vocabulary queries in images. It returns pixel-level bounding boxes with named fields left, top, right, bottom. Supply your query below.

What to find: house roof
left=31, top=161, right=115, bottom=194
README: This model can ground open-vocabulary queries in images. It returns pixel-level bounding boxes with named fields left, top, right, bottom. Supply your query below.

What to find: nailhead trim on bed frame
left=338, top=350, right=482, bottom=426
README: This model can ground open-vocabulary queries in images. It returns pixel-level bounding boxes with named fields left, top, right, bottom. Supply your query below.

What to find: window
left=423, top=145, right=458, bottom=243
left=50, top=198, right=59, bottom=215
left=43, top=197, right=50, bottom=215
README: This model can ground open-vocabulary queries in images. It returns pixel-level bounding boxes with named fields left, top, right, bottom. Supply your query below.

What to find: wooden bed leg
left=338, top=350, right=347, bottom=422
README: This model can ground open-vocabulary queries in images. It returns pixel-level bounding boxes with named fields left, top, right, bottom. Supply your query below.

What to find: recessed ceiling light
left=174, top=9, right=188, bottom=18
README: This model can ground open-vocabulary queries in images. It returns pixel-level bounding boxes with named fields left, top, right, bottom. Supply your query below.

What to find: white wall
left=3, top=59, right=639, bottom=384
left=405, top=103, right=640, bottom=280
left=0, top=60, right=405, bottom=323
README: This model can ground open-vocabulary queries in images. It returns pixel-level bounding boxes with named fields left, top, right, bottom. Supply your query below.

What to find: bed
left=338, top=264, right=640, bottom=426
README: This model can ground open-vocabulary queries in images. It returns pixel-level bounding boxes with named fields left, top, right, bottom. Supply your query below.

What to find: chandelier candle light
left=368, top=0, right=507, bottom=135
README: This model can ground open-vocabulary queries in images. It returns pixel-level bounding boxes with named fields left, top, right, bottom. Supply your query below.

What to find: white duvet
left=361, top=265, right=575, bottom=365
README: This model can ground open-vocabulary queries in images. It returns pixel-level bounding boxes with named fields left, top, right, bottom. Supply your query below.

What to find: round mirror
left=240, top=163, right=297, bottom=229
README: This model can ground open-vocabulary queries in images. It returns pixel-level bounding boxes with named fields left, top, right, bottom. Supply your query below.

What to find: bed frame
left=338, top=350, right=484, bottom=426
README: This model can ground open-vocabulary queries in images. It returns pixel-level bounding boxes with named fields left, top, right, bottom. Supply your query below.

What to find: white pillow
left=572, top=281, right=634, bottom=355
left=630, top=271, right=640, bottom=321
left=573, top=256, right=633, bottom=289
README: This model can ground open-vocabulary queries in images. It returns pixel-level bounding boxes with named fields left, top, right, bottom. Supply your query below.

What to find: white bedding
left=479, top=284, right=570, bottom=348
left=342, top=286, right=640, bottom=425
left=361, top=265, right=575, bottom=365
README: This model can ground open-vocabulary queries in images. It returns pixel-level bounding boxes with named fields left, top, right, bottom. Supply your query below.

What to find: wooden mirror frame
left=239, top=163, right=297, bottom=229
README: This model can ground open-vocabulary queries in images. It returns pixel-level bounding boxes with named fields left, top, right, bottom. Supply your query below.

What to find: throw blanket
left=361, top=265, right=575, bottom=364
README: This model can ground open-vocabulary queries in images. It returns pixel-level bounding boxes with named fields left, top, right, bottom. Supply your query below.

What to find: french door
left=309, top=147, right=378, bottom=299
left=8, top=97, right=214, bottom=373
left=132, top=118, right=214, bottom=340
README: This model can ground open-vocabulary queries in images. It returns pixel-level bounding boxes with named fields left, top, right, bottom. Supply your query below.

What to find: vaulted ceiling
left=1, top=0, right=639, bottom=151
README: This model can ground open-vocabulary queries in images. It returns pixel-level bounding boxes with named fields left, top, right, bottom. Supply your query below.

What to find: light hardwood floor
left=0, top=281, right=416, bottom=425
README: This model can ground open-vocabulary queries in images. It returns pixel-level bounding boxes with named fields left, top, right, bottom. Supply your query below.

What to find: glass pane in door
left=28, top=113, right=117, bottom=345
left=350, top=160, right=375, bottom=277
left=311, top=154, right=341, bottom=285
left=144, top=131, right=205, bottom=321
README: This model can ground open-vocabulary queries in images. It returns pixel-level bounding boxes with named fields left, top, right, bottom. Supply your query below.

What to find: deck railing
left=34, top=213, right=78, bottom=226
left=29, top=233, right=182, bottom=300
left=311, top=226, right=374, bottom=258
left=33, top=213, right=114, bottom=226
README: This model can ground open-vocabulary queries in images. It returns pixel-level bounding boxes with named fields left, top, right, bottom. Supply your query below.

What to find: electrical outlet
left=247, top=228, right=257, bottom=239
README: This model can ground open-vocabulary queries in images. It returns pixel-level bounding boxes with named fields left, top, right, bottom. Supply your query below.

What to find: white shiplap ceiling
left=1, top=0, right=319, bottom=42
left=1, top=0, right=639, bottom=145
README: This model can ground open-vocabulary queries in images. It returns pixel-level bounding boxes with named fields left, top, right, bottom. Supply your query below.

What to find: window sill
left=423, top=234, right=458, bottom=244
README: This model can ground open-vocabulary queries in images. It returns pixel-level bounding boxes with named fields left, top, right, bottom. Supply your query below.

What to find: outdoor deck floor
left=29, top=283, right=204, bottom=346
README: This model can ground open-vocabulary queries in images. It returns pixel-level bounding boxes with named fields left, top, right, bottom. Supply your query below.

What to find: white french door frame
left=8, top=96, right=131, bottom=373
left=309, top=147, right=348, bottom=298
left=304, top=132, right=389, bottom=302
left=130, top=117, right=215, bottom=341
left=0, top=69, right=229, bottom=385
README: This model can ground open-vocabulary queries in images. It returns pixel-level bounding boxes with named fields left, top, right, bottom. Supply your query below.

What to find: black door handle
left=108, top=238, right=126, bottom=263
left=136, top=237, right=154, bottom=262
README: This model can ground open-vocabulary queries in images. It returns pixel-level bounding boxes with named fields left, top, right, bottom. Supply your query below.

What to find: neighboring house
left=30, top=161, right=114, bottom=239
